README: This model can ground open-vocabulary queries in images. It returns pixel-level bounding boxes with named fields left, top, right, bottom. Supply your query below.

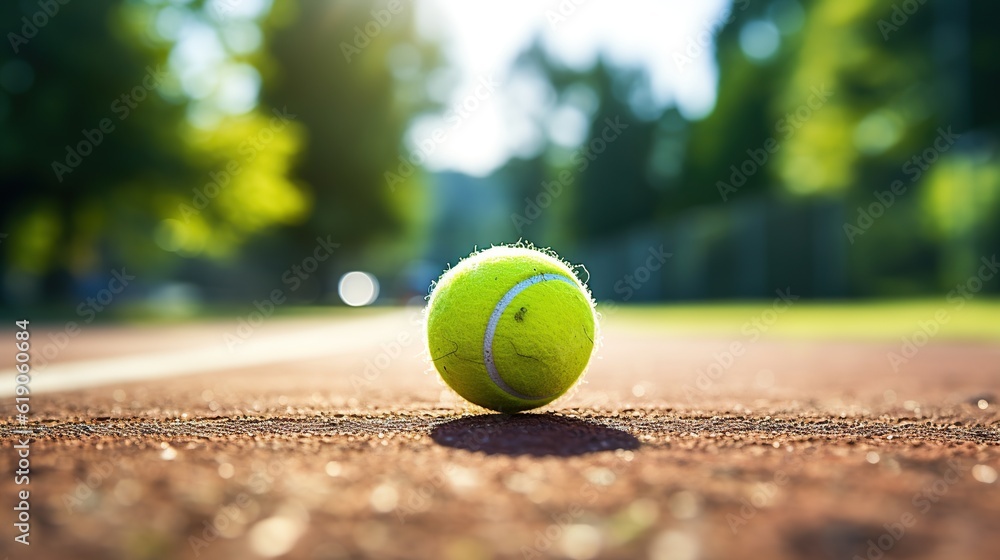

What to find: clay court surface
left=1, top=307, right=999, bottom=560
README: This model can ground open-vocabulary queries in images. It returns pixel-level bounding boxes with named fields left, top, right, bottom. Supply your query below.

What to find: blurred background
left=1, top=0, right=998, bottom=316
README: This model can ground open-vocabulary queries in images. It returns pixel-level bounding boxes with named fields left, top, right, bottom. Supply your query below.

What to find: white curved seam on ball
left=483, top=273, right=577, bottom=401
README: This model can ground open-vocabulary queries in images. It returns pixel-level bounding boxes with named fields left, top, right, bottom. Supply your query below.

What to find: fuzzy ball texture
left=426, top=245, right=598, bottom=412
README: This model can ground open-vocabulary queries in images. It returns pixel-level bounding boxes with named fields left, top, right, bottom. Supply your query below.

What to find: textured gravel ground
left=1, top=309, right=999, bottom=560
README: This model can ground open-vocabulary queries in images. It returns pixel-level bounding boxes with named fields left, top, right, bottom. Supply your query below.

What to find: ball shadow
left=430, top=413, right=640, bottom=457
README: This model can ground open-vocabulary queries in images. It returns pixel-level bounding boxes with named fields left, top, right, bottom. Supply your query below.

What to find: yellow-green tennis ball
left=426, top=245, right=597, bottom=413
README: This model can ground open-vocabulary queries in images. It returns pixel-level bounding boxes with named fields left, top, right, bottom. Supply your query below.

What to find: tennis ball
left=426, top=245, right=598, bottom=413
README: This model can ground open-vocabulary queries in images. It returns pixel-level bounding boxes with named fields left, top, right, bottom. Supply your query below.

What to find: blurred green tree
left=505, top=0, right=1000, bottom=298
left=259, top=0, right=443, bottom=284
left=0, top=0, right=307, bottom=303
left=1, top=0, right=191, bottom=300
left=0, top=0, right=440, bottom=305
left=508, top=44, right=668, bottom=245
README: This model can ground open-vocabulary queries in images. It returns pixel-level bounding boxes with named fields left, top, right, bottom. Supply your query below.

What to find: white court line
left=0, top=313, right=406, bottom=396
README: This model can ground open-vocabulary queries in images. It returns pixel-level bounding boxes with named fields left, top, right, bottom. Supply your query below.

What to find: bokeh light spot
left=739, top=20, right=781, bottom=62
left=338, top=271, right=380, bottom=306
